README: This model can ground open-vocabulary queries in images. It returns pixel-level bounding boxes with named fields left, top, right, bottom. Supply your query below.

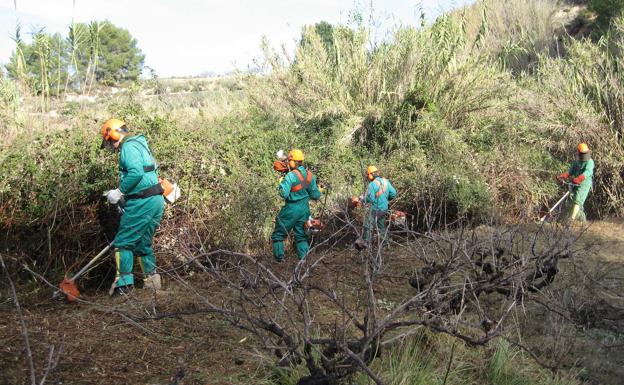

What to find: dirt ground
left=0, top=246, right=409, bottom=385
left=522, top=219, right=624, bottom=385
left=0, top=282, right=259, bottom=385
left=1, top=220, right=623, bottom=385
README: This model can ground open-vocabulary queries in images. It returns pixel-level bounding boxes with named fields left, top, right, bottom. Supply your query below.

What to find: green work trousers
left=364, top=209, right=388, bottom=243
left=271, top=199, right=311, bottom=261
left=113, top=195, right=165, bottom=287
left=570, top=183, right=591, bottom=222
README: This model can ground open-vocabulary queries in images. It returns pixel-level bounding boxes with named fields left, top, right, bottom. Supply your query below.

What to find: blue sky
left=0, top=0, right=473, bottom=77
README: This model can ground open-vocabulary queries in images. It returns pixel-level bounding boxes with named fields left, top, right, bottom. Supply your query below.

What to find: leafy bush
left=589, top=0, right=624, bottom=32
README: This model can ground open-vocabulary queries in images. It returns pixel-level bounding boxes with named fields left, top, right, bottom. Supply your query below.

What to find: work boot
left=111, top=284, right=134, bottom=298
left=143, top=273, right=162, bottom=291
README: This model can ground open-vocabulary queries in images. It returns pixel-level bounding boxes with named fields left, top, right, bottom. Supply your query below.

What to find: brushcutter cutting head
left=59, top=277, right=80, bottom=302
left=354, top=237, right=368, bottom=250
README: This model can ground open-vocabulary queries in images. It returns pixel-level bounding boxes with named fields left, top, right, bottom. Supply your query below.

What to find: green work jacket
left=119, top=135, right=159, bottom=196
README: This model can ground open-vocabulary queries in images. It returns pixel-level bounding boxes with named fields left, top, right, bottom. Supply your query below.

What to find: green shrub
left=589, top=0, right=624, bottom=32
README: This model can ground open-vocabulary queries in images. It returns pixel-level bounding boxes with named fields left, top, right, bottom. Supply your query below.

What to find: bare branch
left=1, top=254, right=37, bottom=385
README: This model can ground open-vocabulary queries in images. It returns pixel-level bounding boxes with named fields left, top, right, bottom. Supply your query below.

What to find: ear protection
left=287, top=153, right=296, bottom=169
left=105, top=127, right=123, bottom=142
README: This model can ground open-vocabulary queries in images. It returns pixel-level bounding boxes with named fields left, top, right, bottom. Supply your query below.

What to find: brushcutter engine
left=159, top=177, right=181, bottom=204
left=389, top=210, right=407, bottom=226
left=347, top=196, right=362, bottom=209
left=273, top=160, right=289, bottom=173
left=305, top=216, right=325, bottom=235
left=273, top=149, right=289, bottom=173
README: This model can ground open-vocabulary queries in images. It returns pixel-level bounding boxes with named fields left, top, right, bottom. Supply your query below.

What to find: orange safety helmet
left=367, top=165, right=378, bottom=180
left=101, top=118, right=128, bottom=143
left=577, top=143, right=590, bottom=154
left=288, top=149, right=305, bottom=169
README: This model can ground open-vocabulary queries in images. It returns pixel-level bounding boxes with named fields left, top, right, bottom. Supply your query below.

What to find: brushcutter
left=55, top=244, right=112, bottom=302
left=306, top=186, right=330, bottom=236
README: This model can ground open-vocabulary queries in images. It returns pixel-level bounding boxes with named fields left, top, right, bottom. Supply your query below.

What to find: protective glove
left=571, top=175, right=585, bottom=185
left=318, top=183, right=327, bottom=194
left=277, top=176, right=284, bottom=185
left=359, top=194, right=365, bottom=203
left=556, top=172, right=569, bottom=181
left=106, top=188, right=123, bottom=205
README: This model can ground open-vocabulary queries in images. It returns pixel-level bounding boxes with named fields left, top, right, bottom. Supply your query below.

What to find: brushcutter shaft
left=539, top=191, right=570, bottom=222
left=69, top=244, right=112, bottom=282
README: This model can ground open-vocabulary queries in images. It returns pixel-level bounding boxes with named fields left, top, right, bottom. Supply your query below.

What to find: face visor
left=100, top=139, right=115, bottom=150
left=100, top=125, right=128, bottom=150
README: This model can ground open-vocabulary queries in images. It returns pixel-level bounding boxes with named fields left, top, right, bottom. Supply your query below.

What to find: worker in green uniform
left=556, top=143, right=594, bottom=222
left=359, top=165, right=397, bottom=247
left=271, top=149, right=322, bottom=262
left=101, top=118, right=165, bottom=296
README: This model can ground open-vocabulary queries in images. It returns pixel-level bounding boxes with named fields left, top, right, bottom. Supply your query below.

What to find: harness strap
left=290, top=169, right=313, bottom=193
left=122, top=165, right=155, bottom=173
left=125, top=183, right=164, bottom=200
left=374, top=178, right=387, bottom=198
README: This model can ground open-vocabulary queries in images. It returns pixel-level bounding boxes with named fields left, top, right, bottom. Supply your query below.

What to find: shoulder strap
left=374, top=178, right=387, bottom=198
left=290, top=169, right=312, bottom=193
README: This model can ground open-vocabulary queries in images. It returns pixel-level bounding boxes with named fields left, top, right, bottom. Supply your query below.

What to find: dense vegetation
left=0, top=0, right=623, bottom=265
